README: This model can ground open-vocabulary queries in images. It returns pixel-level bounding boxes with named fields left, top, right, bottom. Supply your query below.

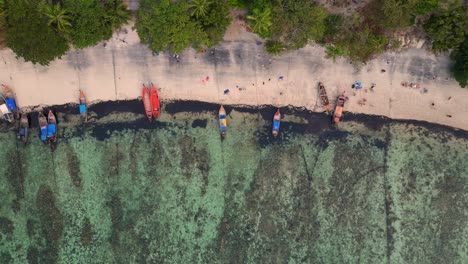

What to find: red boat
left=150, top=84, right=160, bottom=119
left=142, top=85, right=152, bottom=119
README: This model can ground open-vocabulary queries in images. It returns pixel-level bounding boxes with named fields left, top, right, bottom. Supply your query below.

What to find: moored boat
left=79, top=90, right=87, bottom=123
left=0, top=104, right=13, bottom=123
left=272, top=109, right=281, bottom=137
left=150, top=84, right=160, bottom=119
left=333, top=93, right=347, bottom=124
left=18, top=113, right=29, bottom=144
left=318, top=82, right=330, bottom=112
left=219, top=105, right=227, bottom=138
left=142, top=85, right=152, bottom=119
left=47, top=110, right=57, bottom=143
left=2, top=84, right=18, bottom=123
left=38, top=112, right=48, bottom=143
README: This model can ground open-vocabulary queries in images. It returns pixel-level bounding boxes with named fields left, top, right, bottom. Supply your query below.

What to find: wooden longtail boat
left=150, top=84, right=161, bottom=119
left=1, top=84, right=17, bottom=122
left=142, top=85, right=152, bottom=119
left=318, top=82, right=330, bottom=112
left=38, top=112, right=48, bottom=143
left=18, top=114, right=29, bottom=144
left=272, top=109, right=281, bottom=137
left=47, top=110, right=57, bottom=143
left=333, top=94, right=347, bottom=124
left=79, top=90, right=87, bottom=123
left=219, top=105, right=227, bottom=138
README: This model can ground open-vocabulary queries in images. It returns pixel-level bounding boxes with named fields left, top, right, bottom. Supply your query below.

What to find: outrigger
left=272, top=109, right=281, bottom=137
left=318, top=82, right=330, bottom=113
left=219, top=105, right=227, bottom=139
left=333, top=93, right=347, bottom=124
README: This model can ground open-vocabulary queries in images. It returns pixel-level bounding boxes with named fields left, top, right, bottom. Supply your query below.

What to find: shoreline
left=1, top=22, right=467, bottom=131
left=3, top=99, right=467, bottom=142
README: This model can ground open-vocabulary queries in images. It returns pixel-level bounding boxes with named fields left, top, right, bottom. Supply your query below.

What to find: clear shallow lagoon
left=0, top=101, right=467, bottom=263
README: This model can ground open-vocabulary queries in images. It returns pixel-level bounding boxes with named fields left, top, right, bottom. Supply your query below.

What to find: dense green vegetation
left=0, top=0, right=466, bottom=87
left=5, top=0, right=69, bottom=65
left=135, top=0, right=231, bottom=53
left=450, top=39, right=468, bottom=88
left=3, top=0, right=128, bottom=65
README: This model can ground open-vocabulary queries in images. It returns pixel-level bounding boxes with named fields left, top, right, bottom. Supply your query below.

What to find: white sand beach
left=0, top=21, right=467, bottom=130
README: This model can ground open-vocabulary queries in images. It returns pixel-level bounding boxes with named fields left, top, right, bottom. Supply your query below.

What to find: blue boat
left=272, top=109, right=281, bottom=137
left=219, top=105, right=227, bottom=138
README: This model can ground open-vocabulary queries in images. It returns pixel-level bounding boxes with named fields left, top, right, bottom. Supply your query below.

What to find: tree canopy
left=135, top=0, right=230, bottom=53
left=63, top=0, right=128, bottom=48
left=451, top=39, right=468, bottom=88
left=424, top=7, right=468, bottom=51
left=5, top=0, right=69, bottom=65
left=3, top=0, right=128, bottom=64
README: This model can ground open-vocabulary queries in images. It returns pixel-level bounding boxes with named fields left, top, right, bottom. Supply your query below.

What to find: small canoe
left=79, top=90, right=87, bottom=123
left=38, top=112, right=48, bottom=142
left=272, top=109, right=281, bottom=137
left=47, top=110, right=57, bottom=143
left=142, top=85, right=152, bottom=119
left=333, top=94, right=347, bottom=124
left=219, top=105, right=227, bottom=138
left=318, top=82, right=330, bottom=112
left=150, top=84, right=160, bottom=119
left=18, top=113, right=29, bottom=144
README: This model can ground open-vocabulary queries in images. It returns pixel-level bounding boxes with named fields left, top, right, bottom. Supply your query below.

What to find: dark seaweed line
left=382, top=124, right=394, bottom=262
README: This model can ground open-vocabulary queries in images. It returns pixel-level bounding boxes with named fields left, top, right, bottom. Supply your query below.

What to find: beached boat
left=79, top=90, right=87, bottom=123
left=142, top=85, right=152, bottom=119
left=219, top=105, right=227, bottom=138
left=150, top=84, right=160, bottom=119
left=38, top=112, right=48, bottom=143
left=47, top=110, right=57, bottom=143
left=18, top=114, right=29, bottom=144
left=318, top=82, right=330, bottom=112
left=272, top=109, right=281, bottom=137
left=333, top=94, right=347, bottom=124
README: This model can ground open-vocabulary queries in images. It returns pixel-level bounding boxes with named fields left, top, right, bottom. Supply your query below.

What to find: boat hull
left=47, top=110, right=57, bottom=143
left=79, top=91, right=87, bottom=123
left=18, top=114, right=28, bottom=144
left=150, top=85, right=160, bottom=119
left=142, top=86, right=152, bottom=119
left=219, top=106, right=227, bottom=138
left=38, top=113, right=48, bottom=142
left=333, top=95, right=346, bottom=123
left=272, top=109, right=281, bottom=137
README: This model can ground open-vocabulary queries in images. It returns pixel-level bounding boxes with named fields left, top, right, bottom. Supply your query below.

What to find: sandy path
left=0, top=21, right=467, bottom=131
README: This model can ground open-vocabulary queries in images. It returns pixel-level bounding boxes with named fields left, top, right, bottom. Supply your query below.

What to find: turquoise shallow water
left=0, top=101, right=467, bottom=263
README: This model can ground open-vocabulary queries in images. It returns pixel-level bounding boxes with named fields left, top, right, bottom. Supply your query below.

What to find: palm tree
left=247, top=8, right=272, bottom=35
left=105, top=0, right=129, bottom=29
left=190, top=0, right=212, bottom=18
left=42, top=3, right=71, bottom=33
left=325, top=45, right=346, bottom=62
